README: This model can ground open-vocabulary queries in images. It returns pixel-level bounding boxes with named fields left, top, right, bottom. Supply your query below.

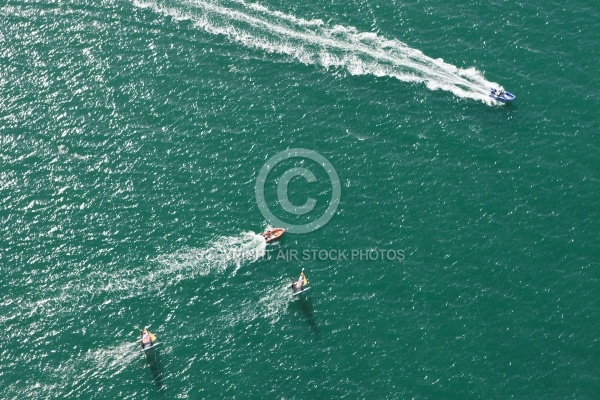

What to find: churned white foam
left=134, top=0, right=501, bottom=103
left=30, top=231, right=268, bottom=305
left=156, top=231, right=266, bottom=278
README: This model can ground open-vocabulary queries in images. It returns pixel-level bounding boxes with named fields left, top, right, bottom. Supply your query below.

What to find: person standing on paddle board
left=291, top=269, right=307, bottom=292
left=140, top=330, right=152, bottom=349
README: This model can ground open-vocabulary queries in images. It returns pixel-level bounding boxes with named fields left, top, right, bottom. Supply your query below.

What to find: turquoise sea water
left=1, top=0, right=599, bottom=398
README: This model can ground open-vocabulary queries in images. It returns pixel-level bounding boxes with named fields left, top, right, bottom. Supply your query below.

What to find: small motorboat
left=262, top=228, right=285, bottom=243
left=490, top=88, right=516, bottom=102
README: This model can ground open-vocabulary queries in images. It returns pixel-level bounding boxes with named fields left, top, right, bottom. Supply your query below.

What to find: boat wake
left=156, top=231, right=267, bottom=279
left=134, top=0, right=499, bottom=103
left=88, top=231, right=267, bottom=296
left=5, top=231, right=267, bottom=332
left=0, top=231, right=266, bottom=398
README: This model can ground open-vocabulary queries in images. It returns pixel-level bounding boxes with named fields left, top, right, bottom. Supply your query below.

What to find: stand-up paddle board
left=290, top=269, right=310, bottom=296
left=140, top=342, right=160, bottom=352
left=292, top=287, right=311, bottom=296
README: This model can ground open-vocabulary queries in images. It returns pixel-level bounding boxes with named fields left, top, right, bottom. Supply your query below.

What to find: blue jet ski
left=490, top=88, right=516, bottom=102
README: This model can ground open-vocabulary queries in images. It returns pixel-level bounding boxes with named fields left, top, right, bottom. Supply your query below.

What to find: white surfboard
left=140, top=342, right=160, bottom=352
left=291, top=287, right=311, bottom=296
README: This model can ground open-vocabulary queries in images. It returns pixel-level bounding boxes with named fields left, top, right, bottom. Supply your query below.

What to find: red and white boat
left=261, top=228, right=286, bottom=243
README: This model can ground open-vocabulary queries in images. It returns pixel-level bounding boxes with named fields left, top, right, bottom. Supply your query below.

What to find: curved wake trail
left=1, top=232, right=266, bottom=397
left=134, top=0, right=500, bottom=103
left=3, top=232, right=267, bottom=338
left=155, top=231, right=267, bottom=279
left=85, top=231, right=267, bottom=297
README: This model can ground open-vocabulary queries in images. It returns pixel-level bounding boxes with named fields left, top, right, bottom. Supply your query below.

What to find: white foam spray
left=133, top=0, right=501, bottom=103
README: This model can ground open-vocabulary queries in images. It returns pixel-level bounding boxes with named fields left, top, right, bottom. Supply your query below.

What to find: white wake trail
left=9, top=231, right=267, bottom=324
left=134, top=0, right=500, bottom=103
